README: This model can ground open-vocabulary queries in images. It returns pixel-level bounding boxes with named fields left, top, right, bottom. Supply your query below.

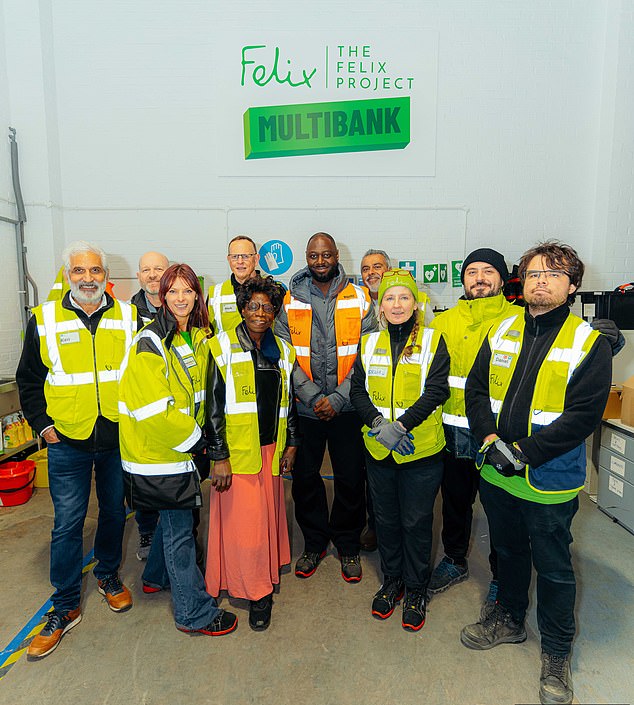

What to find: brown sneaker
left=27, top=608, right=82, bottom=661
left=97, top=574, right=133, bottom=612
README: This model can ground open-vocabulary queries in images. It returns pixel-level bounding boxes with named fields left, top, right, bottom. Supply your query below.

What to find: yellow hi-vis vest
left=430, top=294, right=515, bottom=429
left=34, top=298, right=135, bottom=439
left=486, top=312, right=600, bottom=494
left=118, top=326, right=208, bottom=475
left=359, top=326, right=445, bottom=463
left=284, top=283, right=370, bottom=385
left=208, top=328, right=295, bottom=475
left=207, top=279, right=241, bottom=334
left=46, top=267, right=69, bottom=302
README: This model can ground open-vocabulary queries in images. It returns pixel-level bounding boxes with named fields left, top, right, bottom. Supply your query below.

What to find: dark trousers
left=366, top=451, right=443, bottom=590
left=292, top=413, right=366, bottom=555
left=480, top=478, right=578, bottom=656
left=440, top=451, right=497, bottom=578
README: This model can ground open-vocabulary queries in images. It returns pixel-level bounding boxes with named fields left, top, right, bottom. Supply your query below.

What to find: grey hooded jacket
left=275, top=263, right=378, bottom=418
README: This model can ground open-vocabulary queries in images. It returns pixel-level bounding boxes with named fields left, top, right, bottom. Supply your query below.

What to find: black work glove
left=476, top=437, right=528, bottom=477
left=591, top=319, right=625, bottom=356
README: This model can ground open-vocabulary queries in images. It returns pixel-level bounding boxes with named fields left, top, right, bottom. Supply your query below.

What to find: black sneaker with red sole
left=177, top=609, right=238, bottom=636
left=295, top=550, right=327, bottom=578
left=372, top=577, right=405, bottom=619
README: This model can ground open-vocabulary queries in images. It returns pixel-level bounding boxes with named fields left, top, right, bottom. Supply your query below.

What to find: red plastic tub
left=0, top=460, right=36, bottom=507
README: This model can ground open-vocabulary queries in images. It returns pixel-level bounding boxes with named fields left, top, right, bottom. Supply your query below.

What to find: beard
left=464, top=283, right=500, bottom=300
left=70, top=279, right=107, bottom=304
left=524, top=290, right=566, bottom=313
left=365, top=277, right=381, bottom=293
left=143, top=281, right=160, bottom=296
left=309, top=264, right=338, bottom=283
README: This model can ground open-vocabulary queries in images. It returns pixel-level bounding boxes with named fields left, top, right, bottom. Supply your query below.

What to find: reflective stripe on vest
left=210, top=329, right=294, bottom=475
left=486, top=312, right=600, bottom=494
left=487, top=314, right=597, bottom=423
left=35, top=298, right=135, bottom=437
left=208, top=280, right=240, bottom=333
left=284, top=283, right=369, bottom=384
left=122, top=458, right=195, bottom=477
left=360, top=326, right=444, bottom=463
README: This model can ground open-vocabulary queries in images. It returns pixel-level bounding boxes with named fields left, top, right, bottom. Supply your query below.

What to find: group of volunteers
left=15, top=232, right=624, bottom=705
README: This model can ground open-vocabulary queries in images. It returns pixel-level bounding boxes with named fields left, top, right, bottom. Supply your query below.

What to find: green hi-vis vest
left=207, top=279, right=241, bottom=334
left=486, top=312, right=600, bottom=495
left=430, top=294, right=514, bottom=429
left=208, top=328, right=295, bottom=475
left=360, top=326, right=445, bottom=463
left=34, top=298, right=135, bottom=439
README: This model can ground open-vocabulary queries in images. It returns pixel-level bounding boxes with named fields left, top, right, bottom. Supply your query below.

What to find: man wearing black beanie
left=428, top=249, right=512, bottom=614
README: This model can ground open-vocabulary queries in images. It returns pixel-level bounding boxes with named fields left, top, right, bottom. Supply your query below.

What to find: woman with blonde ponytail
left=350, top=269, right=450, bottom=632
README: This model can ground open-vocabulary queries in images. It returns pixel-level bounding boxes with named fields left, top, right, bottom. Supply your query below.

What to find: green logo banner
left=244, top=96, right=410, bottom=159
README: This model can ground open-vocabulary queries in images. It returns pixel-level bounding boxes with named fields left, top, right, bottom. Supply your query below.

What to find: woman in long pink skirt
left=205, top=275, right=299, bottom=630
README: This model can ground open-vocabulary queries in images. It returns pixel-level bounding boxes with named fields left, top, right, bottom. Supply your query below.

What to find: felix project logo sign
left=241, top=43, right=412, bottom=160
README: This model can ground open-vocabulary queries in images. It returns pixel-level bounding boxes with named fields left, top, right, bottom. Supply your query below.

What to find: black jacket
left=16, top=292, right=120, bottom=452
left=466, top=303, right=612, bottom=468
left=130, top=289, right=157, bottom=327
left=206, top=323, right=300, bottom=461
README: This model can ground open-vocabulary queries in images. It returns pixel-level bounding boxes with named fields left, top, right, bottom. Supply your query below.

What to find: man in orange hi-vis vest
left=275, top=232, right=377, bottom=583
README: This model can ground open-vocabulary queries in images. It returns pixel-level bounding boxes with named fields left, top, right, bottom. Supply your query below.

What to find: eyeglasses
left=382, top=269, right=415, bottom=280
left=228, top=253, right=256, bottom=262
left=70, top=267, right=106, bottom=276
left=245, top=301, right=276, bottom=314
left=523, top=270, right=570, bottom=281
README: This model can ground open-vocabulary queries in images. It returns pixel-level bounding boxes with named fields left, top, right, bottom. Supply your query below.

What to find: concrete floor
left=0, top=474, right=633, bottom=705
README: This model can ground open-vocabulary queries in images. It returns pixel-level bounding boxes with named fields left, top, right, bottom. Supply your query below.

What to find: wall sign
left=423, top=263, right=447, bottom=284
left=259, top=239, right=293, bottom=275
left=214, top=31, right=438, bottom=176
left=398, top=260, right=417, bottom=279
left=451, top=260, right=463, bottom=288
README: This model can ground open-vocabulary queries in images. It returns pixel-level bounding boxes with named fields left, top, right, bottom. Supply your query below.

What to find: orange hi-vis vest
left=283, top=283, right=371, bottom=384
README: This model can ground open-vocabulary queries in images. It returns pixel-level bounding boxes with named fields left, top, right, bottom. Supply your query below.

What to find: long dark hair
left=159, top=263, right=210, bottom=331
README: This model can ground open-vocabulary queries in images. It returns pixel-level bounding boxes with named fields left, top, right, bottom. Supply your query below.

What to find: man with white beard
left=16, top=241, right=137, bottom=660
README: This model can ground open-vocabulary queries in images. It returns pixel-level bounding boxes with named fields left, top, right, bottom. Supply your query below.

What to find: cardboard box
left=603, top=386, right=623, bottom=420
left=621, top=375, right=634, bottom=427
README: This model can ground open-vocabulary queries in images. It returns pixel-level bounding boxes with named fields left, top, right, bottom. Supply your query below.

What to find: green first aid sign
left=244, top=96, right=410, bottom=159
left=451, top=260, right=463, bottom=288
left=423, top=264, right=448, bottom=284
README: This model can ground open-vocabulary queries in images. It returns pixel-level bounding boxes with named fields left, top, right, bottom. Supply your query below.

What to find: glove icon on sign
left=264, top=242, right=284, bottom=271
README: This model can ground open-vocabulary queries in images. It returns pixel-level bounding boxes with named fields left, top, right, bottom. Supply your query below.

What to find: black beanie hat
left=460, top=248, right=509, bottom=284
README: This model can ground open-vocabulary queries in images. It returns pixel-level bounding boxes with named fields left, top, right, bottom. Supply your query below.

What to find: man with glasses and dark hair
left=207, top=235, right=260, bottom=334
left=275, top=232, right=377, bottom=582
left=460, top=240, right=613, bottom=705
left=16, top=240, right=137, bottom=660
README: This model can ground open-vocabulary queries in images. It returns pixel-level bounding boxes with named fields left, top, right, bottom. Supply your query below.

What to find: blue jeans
left=47, top=441, right=126, bottom=613
left=480, top=478, right=579, bottom=656
left=366, top=451, right=443, bottom=590
left=142, top=509, right=219, bottom=630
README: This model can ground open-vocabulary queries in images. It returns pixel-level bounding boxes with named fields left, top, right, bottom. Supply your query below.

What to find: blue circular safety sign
left=259, top=239, right=293, bottom=275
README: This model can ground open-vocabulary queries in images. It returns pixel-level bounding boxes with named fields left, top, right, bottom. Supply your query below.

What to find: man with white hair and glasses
left=16, top=241, right=137, bottom=660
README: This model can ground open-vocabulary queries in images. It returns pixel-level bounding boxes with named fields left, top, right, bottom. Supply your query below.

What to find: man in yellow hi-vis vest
left=16, top=241, right=137, bottom=661
left=207, top=235, right=260, bottom=334
left=461, top=241, right=612, bottom=705
left=275, top=233, right=377, bottom=582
